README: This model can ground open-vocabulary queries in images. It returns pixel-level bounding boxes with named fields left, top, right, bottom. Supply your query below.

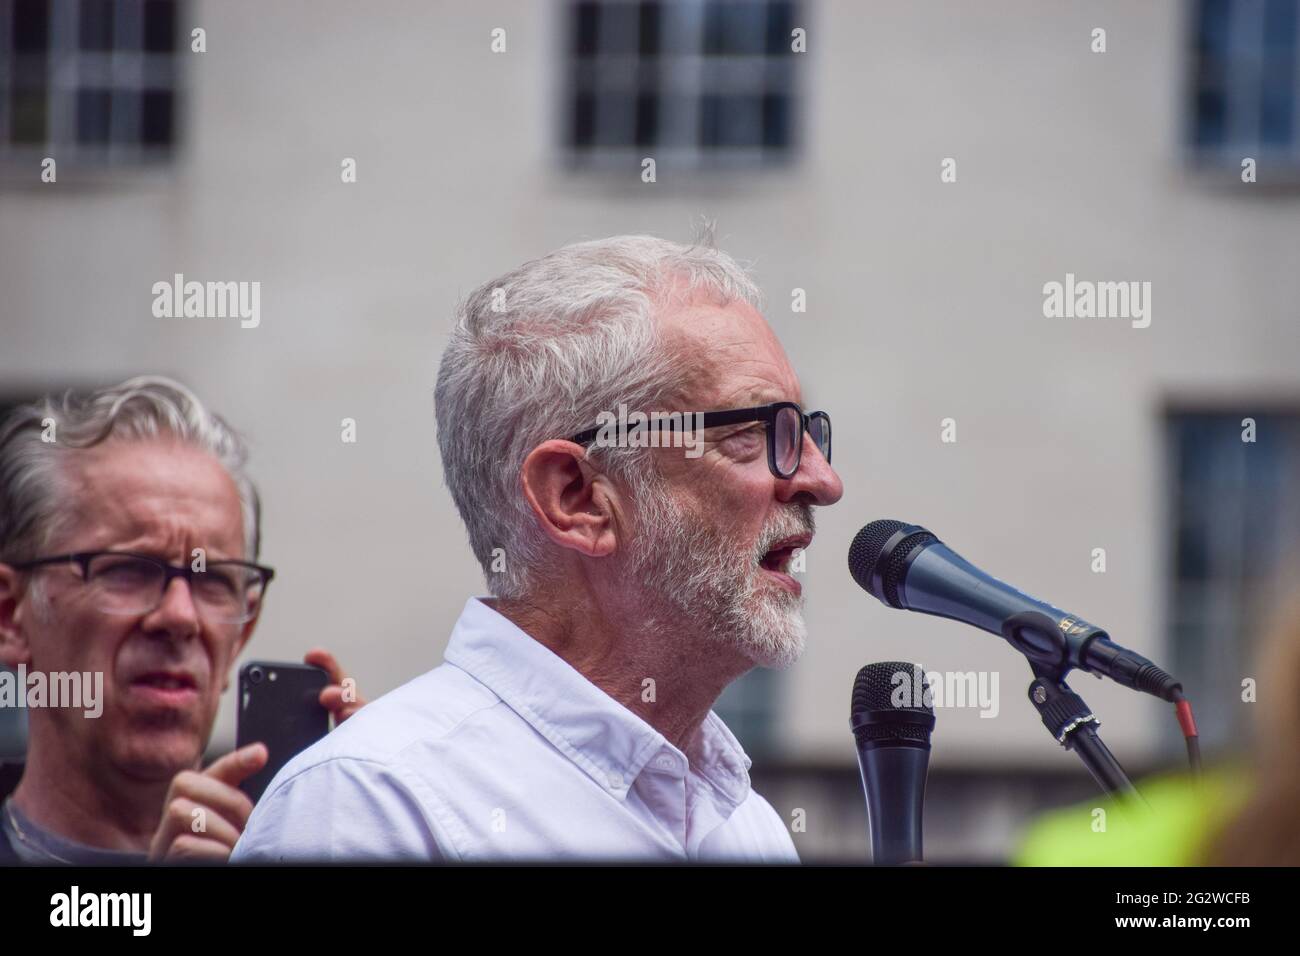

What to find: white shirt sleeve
left=231, top=757, right=450, bottom=863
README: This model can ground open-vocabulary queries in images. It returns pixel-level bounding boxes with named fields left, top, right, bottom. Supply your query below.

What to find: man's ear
left=0, top=564, right=34, bottom=667
left=520, top=440, right=620, bottom=559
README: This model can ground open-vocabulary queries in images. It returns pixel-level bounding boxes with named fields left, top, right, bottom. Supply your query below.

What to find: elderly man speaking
left=234, top=234, right=843, bottom=862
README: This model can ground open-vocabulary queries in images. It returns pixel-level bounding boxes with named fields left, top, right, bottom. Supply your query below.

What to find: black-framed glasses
left=11, top=551, right=275, bottom=625
left=569, top=401, right=831, bottom=480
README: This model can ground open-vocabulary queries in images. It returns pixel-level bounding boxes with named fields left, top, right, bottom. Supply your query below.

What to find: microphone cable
left=1172, top=689, right=1203, bottom=779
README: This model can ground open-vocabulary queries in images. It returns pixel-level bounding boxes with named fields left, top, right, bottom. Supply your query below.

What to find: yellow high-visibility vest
left=1012, top=767, right=1252, bottom=866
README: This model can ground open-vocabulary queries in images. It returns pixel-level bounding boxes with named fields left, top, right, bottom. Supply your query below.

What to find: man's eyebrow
left=711, top=390, right=800, bottom=408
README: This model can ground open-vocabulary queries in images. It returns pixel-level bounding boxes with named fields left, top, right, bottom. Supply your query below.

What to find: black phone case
left=236, top=661, right=330, bottom=803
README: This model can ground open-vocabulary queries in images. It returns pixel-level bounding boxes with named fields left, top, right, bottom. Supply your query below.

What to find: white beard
left=625, top=473, right=813, bottom=670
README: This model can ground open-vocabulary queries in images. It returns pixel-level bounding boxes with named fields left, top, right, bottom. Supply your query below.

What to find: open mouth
left=759, top=535, right=812, bottom=593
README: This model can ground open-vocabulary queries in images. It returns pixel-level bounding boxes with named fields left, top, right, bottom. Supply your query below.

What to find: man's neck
left=486, top=594, right=752, bottom=752
left=12, top=733, right=167, bottom=854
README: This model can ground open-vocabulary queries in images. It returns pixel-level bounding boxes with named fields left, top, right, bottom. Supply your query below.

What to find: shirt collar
left=444, top=598, right=752, bottom=808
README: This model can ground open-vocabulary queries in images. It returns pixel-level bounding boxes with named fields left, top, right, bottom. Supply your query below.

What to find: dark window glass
left=1260, top=0, right=1297, bottom=146
left=9, top=87, right=48, bottom=143
left=12, top=0, right=51, bottom=53
left=77, top=87, right=112, bottom=144
left=599, top=1, right=639, bottom=55
left=701, top=93, right=763, bottom=148
left=572, top=1, right=600, bottom=57
left=702, top=3, right=728, bottom=54
left=634, top=91, right=657, bottom=146
left=1194, top=87, right=1227, bottom=148
left=571, top=90, right=595, bottom=147
left=638, top=1, right=660, bottom=56
left=762, top=92, right=790, bottom=148
left=1195, top=0, right=1231, bottom=59
left=765, top=0, right=794, bottom=55
left=141, top=88, right=174, bottom=144
left=705, top=2, right=767, bottom=55
left=143, top=0, right=177, bottom=53
left=714, top=667, right=778, bottom=758
left=79, top=0, right=114, bottom=51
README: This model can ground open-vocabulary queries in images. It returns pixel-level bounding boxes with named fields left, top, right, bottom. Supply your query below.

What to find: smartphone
left=236, top=660, right=330, bottom=802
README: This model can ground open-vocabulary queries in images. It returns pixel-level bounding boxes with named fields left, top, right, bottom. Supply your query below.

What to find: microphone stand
left=1005, top=613, right=1147, bottom=807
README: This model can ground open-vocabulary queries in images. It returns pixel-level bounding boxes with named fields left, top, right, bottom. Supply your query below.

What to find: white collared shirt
left=232, top=598, right=799, bottom=863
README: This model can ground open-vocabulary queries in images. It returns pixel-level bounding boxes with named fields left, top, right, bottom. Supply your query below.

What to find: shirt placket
left=632, top=750, right=689, bottom=853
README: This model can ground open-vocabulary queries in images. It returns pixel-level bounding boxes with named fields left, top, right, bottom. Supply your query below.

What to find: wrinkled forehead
left=660, top=297, right=802, bottom=409
left=55, top=438, right=246, bottom=555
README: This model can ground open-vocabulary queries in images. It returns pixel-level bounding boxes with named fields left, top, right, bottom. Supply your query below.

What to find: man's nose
left=777, top=431, right=844, bottom=506
left=143, top=576, right=202, bottom=640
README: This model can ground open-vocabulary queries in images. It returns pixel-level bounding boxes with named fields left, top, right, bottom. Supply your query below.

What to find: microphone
left=847, top=520, right=1182, bottom=701
left=851, top=661, right=933, bottom=865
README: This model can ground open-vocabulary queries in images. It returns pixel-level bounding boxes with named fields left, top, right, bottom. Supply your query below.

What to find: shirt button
left=608, top=773, right=624, bottom=789
left=657, top=757, right=675, bottom=771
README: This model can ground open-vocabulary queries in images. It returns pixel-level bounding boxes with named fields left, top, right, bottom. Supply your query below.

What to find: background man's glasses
left=12, top=551, right=275, bottom=625
left=570, top=401, right=831, bottom=480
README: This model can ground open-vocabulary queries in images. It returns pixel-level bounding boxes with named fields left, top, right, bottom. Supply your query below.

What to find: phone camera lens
left=248, top=666, right=265, bottom=685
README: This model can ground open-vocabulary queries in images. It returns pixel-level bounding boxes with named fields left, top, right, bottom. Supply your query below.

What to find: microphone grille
left=851, top=661, right=935, bottom=745
left=848, top=520, right=937, bottom=607
left=880, top=528, right=937, bottom=608
left=847, top=519, right=907, bottom=594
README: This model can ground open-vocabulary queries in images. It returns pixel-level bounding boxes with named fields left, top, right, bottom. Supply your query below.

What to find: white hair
left=435, top=230, right=764, bottom=599
left=0, top=376, right=261, bottom=564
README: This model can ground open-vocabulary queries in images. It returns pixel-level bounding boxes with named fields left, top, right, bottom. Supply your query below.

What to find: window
left=1187, top=0, right=1300, bottom=171
left=713, top=666, right=779, bottom=758
left=1164, top=408, right=1300, bottom=755
left=563, top=0, right=802, bottom=170
left=0, top=0, right=181, bottom=165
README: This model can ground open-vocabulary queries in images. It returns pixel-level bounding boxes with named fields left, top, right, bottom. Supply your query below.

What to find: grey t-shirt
left=0, top=797, right=147, bottom=865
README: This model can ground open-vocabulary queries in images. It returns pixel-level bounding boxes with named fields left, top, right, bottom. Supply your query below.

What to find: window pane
left=143, top=0, right=177, bottom=53
left=638, top=1, right=660, bottom=56
left=79, top=0, right=114, bottom=51
left=13, top=0, right=51, bottom=53
left=9, top=87, right=48, bottom=143
left=141, top=88, right=174, bottom=145
left=76, top=87, right=112, bottom=144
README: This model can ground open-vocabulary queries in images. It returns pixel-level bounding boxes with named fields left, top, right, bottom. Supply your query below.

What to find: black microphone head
left=848, top=519, right=939, bottom=608
left=850, top=661, right=935, bottom=747
left=847, top=520, right=906, bottom=592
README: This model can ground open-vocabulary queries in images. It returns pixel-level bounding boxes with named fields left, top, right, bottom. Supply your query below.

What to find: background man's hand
left=148, top=743, right=268, bottom=862
left=305, top=647, right=367, bottom=724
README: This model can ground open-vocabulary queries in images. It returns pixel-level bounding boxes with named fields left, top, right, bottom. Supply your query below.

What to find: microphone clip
left=1023, top=658, right=1146, bottom=805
